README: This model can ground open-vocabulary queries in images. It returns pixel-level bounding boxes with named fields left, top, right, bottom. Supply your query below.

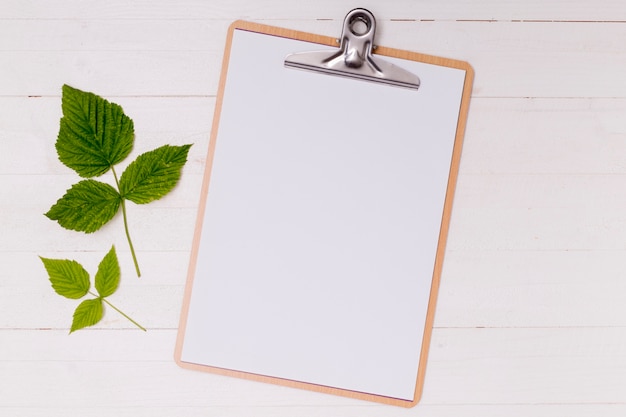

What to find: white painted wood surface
left=1, top=1, right=625, bottom=415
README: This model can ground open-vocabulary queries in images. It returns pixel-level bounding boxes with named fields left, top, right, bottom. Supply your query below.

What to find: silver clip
left=284, top=8, right=420, bottom=90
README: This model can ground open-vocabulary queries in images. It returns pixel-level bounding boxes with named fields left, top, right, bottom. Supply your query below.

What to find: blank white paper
left=181, top=29, right=466, bottom=401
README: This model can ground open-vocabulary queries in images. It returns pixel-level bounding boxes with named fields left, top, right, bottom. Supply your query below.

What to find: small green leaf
left=70, top=298, right=103, bottom=333
left=40, top=257, right=90, bottom=299
left=95, top=246, right=120, bottom=298
left=56, top=84, right=134, bottom=178
left=45, top=179, right=121, bottom=233
left=119, top=144, right=192, bottom=204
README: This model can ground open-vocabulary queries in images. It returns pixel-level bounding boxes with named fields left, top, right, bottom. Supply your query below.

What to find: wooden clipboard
left=176, top=12, right=473, bottom=407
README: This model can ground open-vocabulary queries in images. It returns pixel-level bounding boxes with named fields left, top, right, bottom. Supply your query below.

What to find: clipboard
left=175, top=9, right=473, bottom=408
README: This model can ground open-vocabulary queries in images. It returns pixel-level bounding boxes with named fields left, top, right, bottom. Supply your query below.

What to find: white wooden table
left=2, top=1, right=626, bottom=416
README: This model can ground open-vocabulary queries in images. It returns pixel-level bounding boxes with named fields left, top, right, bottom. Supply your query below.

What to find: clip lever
left=284, top=8, right=420, bottom=90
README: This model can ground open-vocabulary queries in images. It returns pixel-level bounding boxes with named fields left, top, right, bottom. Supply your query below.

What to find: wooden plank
left=447, top=174, right=626, bottom=251
left=0, top=50, right=220, bottom=96
left=0, top=95, right=619, bottom=172
left=0, top=329, right=175, bottom=360
left=0, top=96, right=213, bottom=132
left=0, top=19, right=231, bottom=52
left=438, top=249, right=626, bottom=327
left=2, top=97, right=625, bottom=177
left=454, top=174, right=626, bottom=209
left=8, top=249, right=626, bottom=329
left=0, top=284, right=183, bottom=330
left=2, top=405, right=626, bottom=417
left=1, top=251, right=189, bottom=287
left=0, top=172, right=203, bottom=211
left=448, top=205, right=626, bottom=251
left=0, top=361, right=360, bottom=408
left=0, top=207, right=197, bottom=252
left=0, top=23, right=625, bottom=97
left=6, top=173, right=626, bottom=251
left=461, top=98, right=626, bottom=174
left=5, top=326, right=625, bottom=366
left=7, top=247, right=626, bottom=329
left=424, top=327, right=626, bottom=404
left=0, top=174, right=204, bottom=207
left=2, top=328, right=626, bottom=408
left=2, top=0, right=626, bottom=21
left=0, top=96, right=213, bottom=176
left=0, top=138, right=208, bottom=174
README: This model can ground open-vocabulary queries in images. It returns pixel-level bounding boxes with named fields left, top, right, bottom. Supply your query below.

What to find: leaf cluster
left=40, top=246, right=144, bottom=333
left=45, top=85, right=192, bottom=276
left=47, top=84, right=191, bottom=233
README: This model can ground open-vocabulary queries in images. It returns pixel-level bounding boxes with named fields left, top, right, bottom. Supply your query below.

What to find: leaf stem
left=111, top=166, right=141, bottom=277
left=90, top=291, right=147, bottom=331
left=103, top=298, right=146, bottom=331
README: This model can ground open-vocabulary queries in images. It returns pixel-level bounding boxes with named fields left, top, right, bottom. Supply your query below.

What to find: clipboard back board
left=175, top=18, right=474, bottom=407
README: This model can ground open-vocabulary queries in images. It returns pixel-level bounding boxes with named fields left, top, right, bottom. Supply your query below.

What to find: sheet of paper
left=180, top=29, right=466, bottom=401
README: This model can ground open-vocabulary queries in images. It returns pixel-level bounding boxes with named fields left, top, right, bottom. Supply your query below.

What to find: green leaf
left=119, top=144, right=192, bottom=204
left=40, top=257, right=90, bottom=299
left=45, top=179, right=121, bottom=233
left=56, top=84, right=134, bottom=178
left=95, top=246, right=120, bottom=298
left=70, top=298, right=103, bottom=333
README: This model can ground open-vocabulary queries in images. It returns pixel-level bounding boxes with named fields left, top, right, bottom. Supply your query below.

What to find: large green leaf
left=94, top=246, right=120, bottom=298
left=56, top=84, right=134, bottom=178
left=119, top=144, right=192, bottom=204
left=70, top=298, right=103, bottom=333
left=40, top=257, right=90, bottom=299
left=45, top=179, right=121, bottom=233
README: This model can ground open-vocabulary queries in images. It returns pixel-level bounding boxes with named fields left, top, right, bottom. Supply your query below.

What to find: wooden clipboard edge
left=412, top=49, right=475, bottom=407
left=174, top=19, right=474, bottom=409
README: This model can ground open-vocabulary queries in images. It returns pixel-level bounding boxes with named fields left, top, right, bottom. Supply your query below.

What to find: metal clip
left=284, top=8, right=420, bottom=90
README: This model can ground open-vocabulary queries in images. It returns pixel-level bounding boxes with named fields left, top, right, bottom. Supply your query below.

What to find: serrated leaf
left=95, top=246, right=120, bottom=298
left=45, top=179, right=121, bottom=233
left=70, top=298, right=103, bottom=333
left=119, top=144, right=192, bottom=204
left=56, top=84, right=134, bottom=178
left=40, top=257, right=90, bottom=299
